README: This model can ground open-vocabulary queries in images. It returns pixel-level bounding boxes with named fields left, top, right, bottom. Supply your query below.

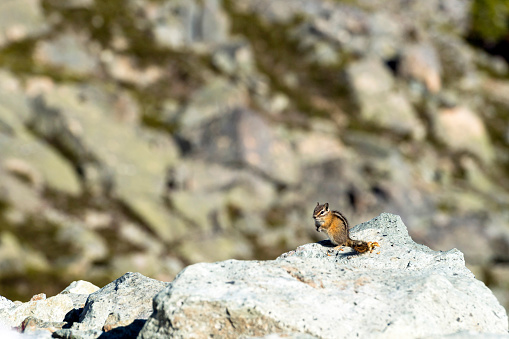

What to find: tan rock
left=399, top=42, right=442, bottom=93
left=103, top=54, right=164, bottom=87
left=435, top=106, right=494, bottom=163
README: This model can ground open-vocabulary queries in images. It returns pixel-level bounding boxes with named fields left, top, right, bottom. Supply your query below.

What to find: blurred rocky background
left=1, top=0, right=509, bottom=311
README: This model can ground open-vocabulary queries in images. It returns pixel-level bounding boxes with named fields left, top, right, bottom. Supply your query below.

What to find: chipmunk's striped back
left=331, top=210, right=349, bottom=233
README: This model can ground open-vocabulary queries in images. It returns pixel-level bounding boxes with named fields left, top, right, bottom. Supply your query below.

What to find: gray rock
left=169, top=158, right=276, bottom=227
left=71, top=272, right=167, bottom=333
left=366, top=12, right=404, bottom=59
left=482, top=79, right=509, bottom=114
left=396, top=0, right=471, bottom=35
left=35, top=84, right=182, bottom=241
left=433, top=34, right=476, bottom=84
left=134, top=0, right=229, bottom=50
left=211, top=40, right=256, bottom=77
left=19, top=316, right=66, bottom=334
left=0, top=0, right=48, bottom=47
left=182, top=107, right=299, bottom=185
left=179, top=77, right=248, bottom=128
left=345, top=58, right=424, bottom=139
left=34, top=30, right=100, bottom=76
left=233, top=0, right=333, bottom=24
left=58, top=280, right=101, bottom=325
left=139, top=213, right=508, bottom=339
left=0, top=72, right=81, bottom=196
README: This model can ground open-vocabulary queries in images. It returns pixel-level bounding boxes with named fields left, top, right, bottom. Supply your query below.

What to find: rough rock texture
left=0, top=279, right=101, bottom=337
left=0, top=216, right=507, bottom=338
left=0, top=296, right=14, bottom=311
left=139, top=213, right=508, bottom=339
left=0, top=273, right=167, bottom=338
left=0, top=294, right=73, bottom=328
left=69, top=272, right=167, bottom=336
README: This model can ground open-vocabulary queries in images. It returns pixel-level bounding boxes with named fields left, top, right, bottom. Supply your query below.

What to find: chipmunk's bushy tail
left=347, top=239, right=380, bottom=253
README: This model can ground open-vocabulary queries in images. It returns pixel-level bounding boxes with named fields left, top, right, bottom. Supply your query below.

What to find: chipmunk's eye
left=320, top=210, right=327, bottom=215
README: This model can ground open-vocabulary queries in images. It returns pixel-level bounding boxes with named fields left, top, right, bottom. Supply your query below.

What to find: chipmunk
left=313, top=202, right=379, bottom=253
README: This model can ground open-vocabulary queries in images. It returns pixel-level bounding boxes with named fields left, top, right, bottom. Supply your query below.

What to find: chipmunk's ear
left=324, top=203, right=329, bottom=210
left=316, top=202, right=320, bottom=206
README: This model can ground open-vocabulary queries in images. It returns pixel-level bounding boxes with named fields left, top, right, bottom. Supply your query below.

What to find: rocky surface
left=0, top=213, right=507, bottom=338
left=0, top=273, right=166, bottom=338
left=0, top=278, right=100, bottom=338
left=139, top=213, right=508, bottom=338
left=1, top=0, right=509, bottom=315
left=69, top=272, right=167, bottom=334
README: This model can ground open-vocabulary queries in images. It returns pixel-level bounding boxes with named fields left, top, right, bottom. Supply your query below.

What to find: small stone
left=20, top=316, right=66, bottom=333
left=29, top=293, right=46, bottom=302
left=60, top=281, right=100, bottom=295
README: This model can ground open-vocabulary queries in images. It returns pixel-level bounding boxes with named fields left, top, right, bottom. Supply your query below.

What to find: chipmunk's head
left=313, top=202, right=330, bottom=231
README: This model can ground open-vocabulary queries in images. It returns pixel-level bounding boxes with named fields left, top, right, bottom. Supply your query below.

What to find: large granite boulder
left=139, top=213, right=508, bottom=338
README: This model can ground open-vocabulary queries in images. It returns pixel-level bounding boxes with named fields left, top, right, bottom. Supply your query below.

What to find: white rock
left=0, top=295, right=73, bottom=328
left=139, top=213, right=508, bottom=339
left=60, top=280, right=99, bottom=295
